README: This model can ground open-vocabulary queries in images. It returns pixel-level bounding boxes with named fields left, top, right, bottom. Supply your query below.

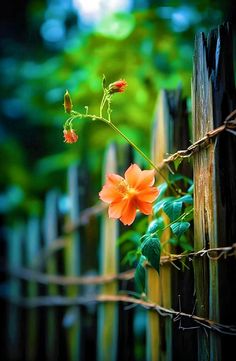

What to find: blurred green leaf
left=96, top=12, right=135, bottom=40
left=117, top=230, right=141, bottom=246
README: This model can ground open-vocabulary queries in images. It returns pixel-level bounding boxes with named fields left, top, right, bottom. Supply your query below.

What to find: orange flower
left=63, top=128, right=78, bottom=143
left=108, top=79, right=127, bottom=94
left=99, top=164, right=159, bottom=225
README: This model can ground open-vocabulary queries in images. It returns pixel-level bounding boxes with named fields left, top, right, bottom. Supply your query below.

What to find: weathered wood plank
left=207, top=23, right=236, bottom=360
left=43, top=190, right=60, bottom=360
left=150, top=90, right=173, bottom=361
left=7, top=225, right=24, bottom=360
left=25, top=217, right=40, bottom=361
left=64, top=164, right=81, bottom=361
left=192, top=22, right=236, bottom=361
left=97, top=144, right=118, bottom=361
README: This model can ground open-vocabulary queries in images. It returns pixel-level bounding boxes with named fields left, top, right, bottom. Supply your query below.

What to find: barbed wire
left=7, top=244, right=236, bottom=286
left=157, top=109, right=236, bottom=169
left=4, top=293, right=236, bottom=336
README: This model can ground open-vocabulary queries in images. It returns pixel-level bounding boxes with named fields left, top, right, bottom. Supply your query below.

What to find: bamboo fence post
left=64, top=164, right=81, bottom=361
left=149, top=90, right=173, bottom=361
left=192, top=23, right=236, bottom=361
left=7, top=225, right=24, bottom=361
left=43, top=190, right=60, bottom=360
left=25, top=217, right=40, bottom=361
left=97, top=144, right=118, bottom=361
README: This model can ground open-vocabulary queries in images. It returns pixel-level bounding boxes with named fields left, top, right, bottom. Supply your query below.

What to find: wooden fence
left=1, top=23, right=236, bottom=361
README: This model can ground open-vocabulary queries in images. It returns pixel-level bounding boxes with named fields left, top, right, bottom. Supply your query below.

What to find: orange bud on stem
left=108, top=79, right=127, bottom=94
left=63, top=128, right=78, bottom=143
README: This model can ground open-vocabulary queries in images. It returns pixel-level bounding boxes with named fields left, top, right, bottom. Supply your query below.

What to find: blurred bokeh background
left=0, top=0, right=235, bottom=224
left=0, top=2, right=236, bottom=361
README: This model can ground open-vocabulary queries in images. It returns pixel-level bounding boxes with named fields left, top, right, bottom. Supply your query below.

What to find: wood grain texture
left=97, top=144, right=118, bottom=361
left=192, top=23, right=236, bottom=361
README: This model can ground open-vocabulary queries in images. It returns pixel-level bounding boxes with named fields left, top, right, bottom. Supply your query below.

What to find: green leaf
left=141, top=236, right=161, bottom=273
left=163, top=201, right=182, bottom=222
left=153, top=196, right=175, bottom=214
left=170, top=222, right=190, bottom=238
left=157, top=182, right=168, bottom=197
left=117, top=230, right=141, bottom=246
left=176, top=194, right=193, bottom=204
left=180, top=242, right=193, bottom=251
left=147, top=217, right=164, bottom=234
left=187, top=184, right=194, bottom=194
left=169, top=237, right=178, bottom=245
left=122, top=250, right=138, bottom=266
left=179, top=235, right=193, bottom=251
left=173, top=158, right=183, bottom=171
left=183, top=206, right=194, bottom=221
left=134, top=256, right=146, bottom=293
left=170, top=174, right=193, bottom=185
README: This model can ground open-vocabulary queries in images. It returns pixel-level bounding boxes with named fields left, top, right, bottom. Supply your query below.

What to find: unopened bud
left=63, top=90, right=73, bottom=114
left=102, top=74, right=106, bottom=90
left=108, top=79, right=127, bottom=94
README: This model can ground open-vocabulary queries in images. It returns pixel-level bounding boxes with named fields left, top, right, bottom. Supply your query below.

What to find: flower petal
left=108, top=200, right=127, bottom=219
left=136, top=169, right=155, bottom=189
left=106, top=173, right=124, bottom=186
left=119, top=199, right=137, bottom=226
left=135, top=200, right=153, bottom=215
left=124, top=164, right=141, bottom=187
left=99, top=186, right=122, bottom=203
left=136, top=187, right=159, bottom=202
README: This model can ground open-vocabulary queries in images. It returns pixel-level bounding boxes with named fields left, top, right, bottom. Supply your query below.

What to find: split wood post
left=25, top=217, right=40, bottom=361
left=43, top=190, right=60, bottom=360
left=150, top=88, right=190, bottom=361
left=97, top=144, right=118, bottom=361
left=64, top=164, right=81, bottom=361
left=192, top=22, right=236, bottom=361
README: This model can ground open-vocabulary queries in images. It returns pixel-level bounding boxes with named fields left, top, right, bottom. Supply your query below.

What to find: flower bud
left=63, top=128, right=78, bottom=143
left=108, top=79, right=127, bottom=94
left=63, top=90, right=73, bottom=114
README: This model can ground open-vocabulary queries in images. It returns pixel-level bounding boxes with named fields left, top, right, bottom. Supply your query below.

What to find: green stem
left=155, top=207, right=194, bottom=246
left=88, top=115, right=178, bottom=193
left=107, top=97, right=112, bottom=122
left=67, top=112, right=181, bottom=195
left=100, top=92, right=108, bottom=118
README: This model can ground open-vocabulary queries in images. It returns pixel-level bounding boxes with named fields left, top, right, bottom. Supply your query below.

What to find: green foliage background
left=0, top=0, right=234, bottom=221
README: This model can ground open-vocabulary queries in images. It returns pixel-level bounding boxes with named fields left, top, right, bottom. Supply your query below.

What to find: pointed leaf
left=147, top=217, right=164, bottom=234
left=176, top=194, right=193, bottom=204
left=170, top=222, right=190, bottom=238
left=173, top=158, right=183, bottom=171
left=141, top=236, right=161, bottom=273
left=153, top=196, right=175, bottom=214
left=163, top=201, right=182, bottom=222
left=187, top=184, right=194, bottom=194
left=157, top=182, right=168, bottom=197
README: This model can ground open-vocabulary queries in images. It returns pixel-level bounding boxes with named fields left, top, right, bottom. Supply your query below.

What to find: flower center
left=116, top=181, right=137, bottom=199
